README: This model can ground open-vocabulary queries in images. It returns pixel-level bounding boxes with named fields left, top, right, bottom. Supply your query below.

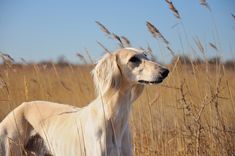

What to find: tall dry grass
left=0, top=61, right=234, bottom=155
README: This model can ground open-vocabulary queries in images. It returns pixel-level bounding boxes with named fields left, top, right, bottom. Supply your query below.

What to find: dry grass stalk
left=226, top=80, right=235, bottom=113
left=179, top=91, right=195, bottom=154
left=146, top=21, right=169, bottom=44
left=145, top=44, right=157, bottom=62
left=138, top=47, right=144, bottom=51
left=146, top=21, right=161, bottom=38
left=0, top=52, right=15, bottom=63
left=145, top=88, right=156, bottom=144
left=96, top=41, right=111, bottom=54
left=95, top=21, right=111, bottom=36
left=52, top=63, right=73, bottom=92
left=32, top=64, right=45, bottom=98
left=52, top=63, right=60, bottom=80
left=84, top=48, right=94, bottom=64
left=121, top=36, right=131, bottom=47
left=146, top=44, right=152, bottom=54
left=95, top=21, right=128, bottom=48
left=60, top=80, right=72, bottom=92
left=0, top=52, right=15, bottom=67
left=23, top=76, right=29, bottom=101
left=209, top=42, right=218, bottom=51
left=76, top=52, right=88, bottom=64
left=199, top=0, right=211, bottom=11
left=112, top=33, right=124, bottom=48
left=166, top=46, right=176, bottom=57
left=193, top=37, right=205, bottom=55
left=171, top=22, right=180, bottom=29
left=232, top=14, right=235, bottom=20
left=165, top=0, right=181, bottom=19
left=0, top=77, right=7, bottom=90
left=20, top=58, right=28, bottom=65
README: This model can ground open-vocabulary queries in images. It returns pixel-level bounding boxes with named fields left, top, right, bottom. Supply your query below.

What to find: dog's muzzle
left=138, top=68, right=169, bottom=84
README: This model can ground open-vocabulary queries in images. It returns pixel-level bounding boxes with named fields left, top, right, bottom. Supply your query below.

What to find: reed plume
left=200, top=0, right=211, bottom=11
left=165, top=0, right=181, bottom=19
left=209, top=42, right=218, bottom=51
left=146, top=21, right=169, bottom=44
left=0, top=52, right=15, bottom=63
left=95, top=21, right=125, bottom=48
left=112, top=33, right=124, bottom=48
left=121, top=36, right=131, bottom=47
left=95, top=21, right=111, bottom=36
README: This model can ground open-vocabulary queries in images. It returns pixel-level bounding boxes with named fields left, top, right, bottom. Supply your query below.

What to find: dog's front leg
left=0, top=137, right=9, bottom=156
left=121, top=127, right=132, bottom=156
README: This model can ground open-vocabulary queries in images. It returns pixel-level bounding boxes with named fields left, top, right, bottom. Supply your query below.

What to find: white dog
left=0, top=48, right=169, bottom=156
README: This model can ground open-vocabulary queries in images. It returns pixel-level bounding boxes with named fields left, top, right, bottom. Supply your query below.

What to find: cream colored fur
left=0, top=48, right=169, bottom=156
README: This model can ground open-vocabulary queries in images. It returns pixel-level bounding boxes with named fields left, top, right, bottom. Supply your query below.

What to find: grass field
left=0, top=61, right=234, bottom=155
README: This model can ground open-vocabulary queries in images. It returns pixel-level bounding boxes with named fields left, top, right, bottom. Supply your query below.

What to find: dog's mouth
left=138, top=79, right=163, bottom=85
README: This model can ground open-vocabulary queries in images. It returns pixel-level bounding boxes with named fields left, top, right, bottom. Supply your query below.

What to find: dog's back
left=0, top=101, right=79, bottom=156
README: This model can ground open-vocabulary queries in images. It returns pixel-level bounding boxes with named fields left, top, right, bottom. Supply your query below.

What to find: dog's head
left=116, top=48, right=169, bottom=85
left=92, top=48, right=169, bottom=95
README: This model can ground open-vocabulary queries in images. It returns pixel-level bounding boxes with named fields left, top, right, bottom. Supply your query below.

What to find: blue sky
left=0, top=0, right=235, bottom=63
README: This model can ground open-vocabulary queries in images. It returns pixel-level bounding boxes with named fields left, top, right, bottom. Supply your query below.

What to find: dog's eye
left=129, top=56, right=141, bottom=63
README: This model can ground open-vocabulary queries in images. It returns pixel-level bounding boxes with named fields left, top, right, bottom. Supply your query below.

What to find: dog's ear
left=92, top=53, right=121, bottom=96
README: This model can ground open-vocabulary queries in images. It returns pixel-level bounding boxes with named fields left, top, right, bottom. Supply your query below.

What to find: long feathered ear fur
left=91, top=53, right=121, bottom=96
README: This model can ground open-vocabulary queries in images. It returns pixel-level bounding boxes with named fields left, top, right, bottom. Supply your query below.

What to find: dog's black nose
left=161, top=68, right=169, bottom=78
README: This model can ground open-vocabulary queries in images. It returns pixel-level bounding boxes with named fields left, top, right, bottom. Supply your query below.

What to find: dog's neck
left=98, top=82, right=144, bottom=141
left=102, top=83, right=143, bottom=118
